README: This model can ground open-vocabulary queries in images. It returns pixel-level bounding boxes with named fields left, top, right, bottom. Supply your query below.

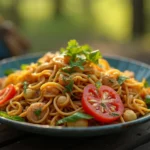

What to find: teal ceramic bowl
left=0, top=53, right=150, bottom=137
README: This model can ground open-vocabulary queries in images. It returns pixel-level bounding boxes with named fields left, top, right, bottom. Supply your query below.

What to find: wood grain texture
left=0, top=121, right=149, bottom=150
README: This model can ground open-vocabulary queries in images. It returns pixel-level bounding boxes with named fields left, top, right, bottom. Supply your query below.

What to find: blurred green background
left=0, top=0, right=150, bottom=63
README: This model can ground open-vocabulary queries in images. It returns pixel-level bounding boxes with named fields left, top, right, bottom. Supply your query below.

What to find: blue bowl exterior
left=0, top=53, right=150, bottom=137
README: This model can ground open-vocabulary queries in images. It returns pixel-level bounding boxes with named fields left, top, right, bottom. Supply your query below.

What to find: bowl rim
left=0, top=52, right=150, bottom=136
left=0, top=52, right=150, bottom=70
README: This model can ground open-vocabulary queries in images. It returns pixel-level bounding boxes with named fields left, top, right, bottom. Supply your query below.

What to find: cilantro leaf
left=144, top=80, right=150, bottom=88
left=81, top=45, right=92, bottom=53
left=70, top=59, right=85, bottom=70
left=34, top=108, right=42, bottom=117
left=63, top=40, right=81, bottom=59
left=60, top=40, right=102, bottom=73
left=95, top=81, right=102, bottom=89
left=64, top=80, right=74, bottom=93
left=87, top=50, right=102, bottom=64
left=56, top=112, right=93, bottom=125
left=118, top=76, right=129, bottom=85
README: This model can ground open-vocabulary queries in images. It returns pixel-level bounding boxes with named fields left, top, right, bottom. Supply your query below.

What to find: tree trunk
left=132, top=0, right=144, bottom=37
left=9, top=0, right=21, bottom=26
left=54, top=0, right=63, bottom=19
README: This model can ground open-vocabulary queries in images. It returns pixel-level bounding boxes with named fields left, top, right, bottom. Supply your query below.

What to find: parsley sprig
left=61, top=40, right=102, bottom=73
left=64, top=80, right=74, bottom=93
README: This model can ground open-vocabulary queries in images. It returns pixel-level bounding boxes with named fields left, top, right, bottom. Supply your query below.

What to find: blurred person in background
left=0, top=15, right=30, bottom=60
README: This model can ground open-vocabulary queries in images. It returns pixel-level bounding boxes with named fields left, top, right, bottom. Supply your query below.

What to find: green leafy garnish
left=95, top=81, right=102, bottom=89
left=34, top=108, right=42, bottom=117
left=87, top=75, right=91, bottom=78
left=145, top=95, right=150, bottom=104
left=110, top=112, right=119, bottom=117
left=64, top=80, right=74, bottom=93
left=0, top=111, right=25, bottom=122
left=37, top=62, right=42, bottom=66
left=56, top=112, right=93, bottom=125
left=109, top=79, right=115, bottom=83
left=86, top=50, right=102, bottom=64
left=101, top=103, right=106, bottom=108
left=144, top=80, right=150, bottom=88
left=61, top=40, right=102, bottom=73
left=70, top=59, right=85, bottom=70
left=23, top=81, right=28, bottom=94
left=20, top=64, right=28, bottom=70
left=4, top=69, right=15, bottom=76
left=118, top=76, right=129, bottom=85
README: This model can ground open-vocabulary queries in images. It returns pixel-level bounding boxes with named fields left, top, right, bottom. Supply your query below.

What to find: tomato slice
left=82, top=84, right=124, bottom=123
left=0, top=84, right=17, bottom=106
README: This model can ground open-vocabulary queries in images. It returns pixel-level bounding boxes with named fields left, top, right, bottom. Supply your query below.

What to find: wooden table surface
left=0, top=48, right=150, bottom=150
left=0, top=121, right=150, bottom=150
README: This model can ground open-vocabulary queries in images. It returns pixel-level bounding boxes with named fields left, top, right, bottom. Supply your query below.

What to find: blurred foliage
left=0, top=0, right=150, bottom=53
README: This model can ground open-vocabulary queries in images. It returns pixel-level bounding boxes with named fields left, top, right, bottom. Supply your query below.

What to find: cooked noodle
left=0, top=40, right=150, bottom=127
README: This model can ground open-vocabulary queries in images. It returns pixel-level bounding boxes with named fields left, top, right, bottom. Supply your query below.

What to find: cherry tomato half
left=0, top=84, right=17, bottom=106
left=82, top=84, right=124, bottom=123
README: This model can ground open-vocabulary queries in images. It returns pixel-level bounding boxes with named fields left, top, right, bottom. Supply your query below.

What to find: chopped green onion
left=23, top=81, right=28, bottom=94
left=110, top=112, right=119, bottom=117
left=0, top=111, right=25, bottom=122
left=56, top=112, right=93, bottom=125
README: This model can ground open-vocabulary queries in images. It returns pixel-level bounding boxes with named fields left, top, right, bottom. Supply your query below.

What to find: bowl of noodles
left=0, top=40, right=150, bottom=137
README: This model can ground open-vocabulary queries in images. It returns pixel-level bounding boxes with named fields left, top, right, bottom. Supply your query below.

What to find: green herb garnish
left=109, top=79, right=115, bottom=83
left=20, top=64, right=28, bottom=70
left=118, top=76, right=129, bottom=85
left=34, top=108, right=42, bottom=117
left=0, top=111, right=25, bottom=122
left=37, top=62, right=42, bottom=66
left=56, top=112, right=93, bottom=125
left=144, top=80, right=150, bottom=88
left=4, top=69, right=15, bottom=76
left=100, top=103, right=106, bottom=108
left=87, top=75, right=91, bottom=78
left=69, top=59, right=85, bottom=70
left=110, top=112, right=119, bottom=117
left=23, top=81, right=28, bottom=94
left=95, top=81, right=102, bottom=89
left=145, top=95, right=150, bottom=104
left=61, top=40, right=102, bottom=73
left=64, top=80, right=74, bottom=93
left=86, top=50, right=102, bottom=64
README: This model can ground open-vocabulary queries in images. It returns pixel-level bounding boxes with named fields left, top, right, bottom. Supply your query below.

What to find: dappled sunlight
left=18, top=0, right=54, bottom=21
left=0, top=0, right=149, bottom=55
left=91, top=0, right=132, bottom=41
